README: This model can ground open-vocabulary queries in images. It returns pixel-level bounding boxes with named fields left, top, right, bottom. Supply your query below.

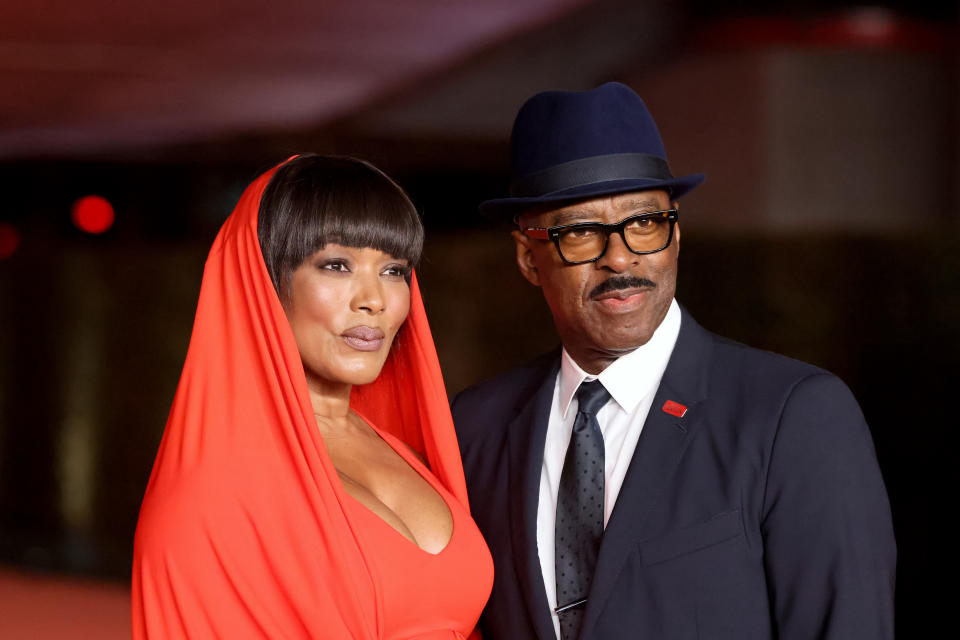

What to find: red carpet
left=0, top=568, right=129, bottom=638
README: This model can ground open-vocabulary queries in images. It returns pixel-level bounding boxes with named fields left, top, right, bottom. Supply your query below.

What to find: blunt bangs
left=257, top=154, right=424, bottom=295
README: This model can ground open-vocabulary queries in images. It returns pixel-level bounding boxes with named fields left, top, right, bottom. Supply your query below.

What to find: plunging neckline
left=338, top=419, right=455, bottom=556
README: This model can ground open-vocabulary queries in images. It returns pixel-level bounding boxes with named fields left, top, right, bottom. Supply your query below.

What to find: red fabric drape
left=132, top=160, right=472, bottom=639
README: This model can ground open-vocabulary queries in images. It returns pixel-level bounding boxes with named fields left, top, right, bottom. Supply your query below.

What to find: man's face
left=512, top=189, right=679, bottom=374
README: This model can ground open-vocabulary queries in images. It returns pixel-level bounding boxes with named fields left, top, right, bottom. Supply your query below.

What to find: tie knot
left=576, top=379, right=610, bottom=416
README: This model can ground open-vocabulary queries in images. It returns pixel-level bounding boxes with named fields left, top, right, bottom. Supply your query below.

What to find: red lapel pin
left=662, top=400, right=687, bottom=418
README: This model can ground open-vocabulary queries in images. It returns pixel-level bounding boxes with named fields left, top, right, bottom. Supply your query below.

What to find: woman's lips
left=341, top=325, right=385, bottom=352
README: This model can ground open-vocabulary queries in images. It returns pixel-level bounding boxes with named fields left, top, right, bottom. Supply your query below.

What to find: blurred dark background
left=1, top=0, right=956, bottom=636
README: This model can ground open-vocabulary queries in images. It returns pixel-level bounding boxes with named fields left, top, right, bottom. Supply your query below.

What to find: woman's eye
left=322, top=260, right=350, bottom=272
left=383, top=264, right=411, bottom=278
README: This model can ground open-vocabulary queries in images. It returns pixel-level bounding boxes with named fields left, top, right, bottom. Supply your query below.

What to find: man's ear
left=511, top=230, right=541, bottom=287
left=673, top=202, right=681, bottom=250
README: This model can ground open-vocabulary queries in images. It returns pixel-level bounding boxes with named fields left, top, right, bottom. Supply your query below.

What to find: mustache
left=589, top=275, right=656, bottom=299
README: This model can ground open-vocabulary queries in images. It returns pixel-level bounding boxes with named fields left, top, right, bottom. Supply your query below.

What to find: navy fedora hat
left=479, top=82, right=704, bottom=219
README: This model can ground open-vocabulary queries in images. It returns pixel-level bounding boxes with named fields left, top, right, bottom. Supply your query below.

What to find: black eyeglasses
left=522, top=209, right=679, bottom=265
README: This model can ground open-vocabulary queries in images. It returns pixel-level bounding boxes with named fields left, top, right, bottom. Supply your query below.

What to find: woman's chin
left=344, top=369, right=384, bottom=386
left=322, top=358, right=390, bottom=388
left=300, top=339, right=397, bottom=389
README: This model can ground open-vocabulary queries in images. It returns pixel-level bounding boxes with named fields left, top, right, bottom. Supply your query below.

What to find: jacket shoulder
left=703, top=330, right=868, bottom=445
left=709, top=332, right=830, bottom=386
left=675, top=307, right=829, bottom=394
left=451, top=349, right=558, bottom=443
left=682, top=316, right=862, bottom=427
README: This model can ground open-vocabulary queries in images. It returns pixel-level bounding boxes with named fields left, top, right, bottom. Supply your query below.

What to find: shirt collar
left=558, top=298, right=682, bottom=419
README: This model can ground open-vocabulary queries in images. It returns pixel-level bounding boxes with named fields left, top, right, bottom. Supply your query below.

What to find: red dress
left=345, top=426, right=492, bottom=640
left=131, top=158, right=493, bottom=639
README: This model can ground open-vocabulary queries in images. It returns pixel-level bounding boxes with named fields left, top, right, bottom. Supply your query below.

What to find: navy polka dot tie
left=555, top=379, right=610, bottom=640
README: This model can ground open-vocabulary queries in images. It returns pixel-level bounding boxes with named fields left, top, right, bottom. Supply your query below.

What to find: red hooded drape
left=132, top=161, right=481, bottom=638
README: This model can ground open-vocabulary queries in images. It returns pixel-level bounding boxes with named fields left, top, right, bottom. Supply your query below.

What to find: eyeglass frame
left=521, top=209, right=679, bottom=265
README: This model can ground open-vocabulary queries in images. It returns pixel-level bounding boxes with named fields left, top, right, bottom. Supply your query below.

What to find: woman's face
left=283, top=243, right=411, bottom=390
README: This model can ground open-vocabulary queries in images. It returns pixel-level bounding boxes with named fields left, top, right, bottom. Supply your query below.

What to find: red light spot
left=72, top=195, right=115, bottom=234
left=0, top=222, right=20, bottom=259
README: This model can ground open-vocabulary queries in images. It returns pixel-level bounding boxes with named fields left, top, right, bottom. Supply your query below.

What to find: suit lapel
left=580, top=309, right=713, bottom=638
left=506, top=355, right=561, bottom=640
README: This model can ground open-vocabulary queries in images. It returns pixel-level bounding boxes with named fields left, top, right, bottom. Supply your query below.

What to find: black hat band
left=509, top=152, right=674, bottom=198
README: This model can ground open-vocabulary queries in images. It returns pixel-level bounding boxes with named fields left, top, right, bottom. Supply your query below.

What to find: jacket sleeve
left=761, top=373, right=896, bottom=639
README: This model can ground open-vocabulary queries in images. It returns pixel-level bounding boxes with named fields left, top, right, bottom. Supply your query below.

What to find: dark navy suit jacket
left=452, top=308, right=895, bottom=640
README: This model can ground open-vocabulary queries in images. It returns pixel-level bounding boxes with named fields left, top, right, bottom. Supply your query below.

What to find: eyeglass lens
left=557, top=214, right=672, bottom=263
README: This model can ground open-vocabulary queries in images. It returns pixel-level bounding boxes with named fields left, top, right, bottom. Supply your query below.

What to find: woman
left=132, top=155, right=493, bottom=639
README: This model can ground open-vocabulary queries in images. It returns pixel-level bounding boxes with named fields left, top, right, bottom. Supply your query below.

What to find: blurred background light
left=0, top=223, right=19, bottom=259
left=846, top=7, right=897, bottom=39
left=71, top=196, right=115, bottom=235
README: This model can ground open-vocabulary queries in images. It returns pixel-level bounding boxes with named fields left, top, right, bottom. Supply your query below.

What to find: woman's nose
left=351, top=274, right=385, bottom=314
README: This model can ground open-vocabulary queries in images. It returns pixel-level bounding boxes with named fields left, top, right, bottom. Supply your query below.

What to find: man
left=451, top=82, right=895, bottom=640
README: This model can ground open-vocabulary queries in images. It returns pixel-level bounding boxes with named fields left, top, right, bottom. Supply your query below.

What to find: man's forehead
left=521, top=189, right=671, bottom=227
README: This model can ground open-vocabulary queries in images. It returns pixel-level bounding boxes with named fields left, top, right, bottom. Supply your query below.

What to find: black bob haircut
left=257, top=154, right=424, bottom=296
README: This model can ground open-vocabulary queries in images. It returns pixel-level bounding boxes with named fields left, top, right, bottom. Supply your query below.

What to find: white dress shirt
left=536, top=298, right=681, bottom=638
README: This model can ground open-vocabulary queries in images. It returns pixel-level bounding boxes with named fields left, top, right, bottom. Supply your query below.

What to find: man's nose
left=596, top=231, right=639, bottom=272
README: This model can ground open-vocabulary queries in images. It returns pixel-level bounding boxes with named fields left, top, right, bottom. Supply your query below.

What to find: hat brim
left=478, top=173, right=705, bottom=220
